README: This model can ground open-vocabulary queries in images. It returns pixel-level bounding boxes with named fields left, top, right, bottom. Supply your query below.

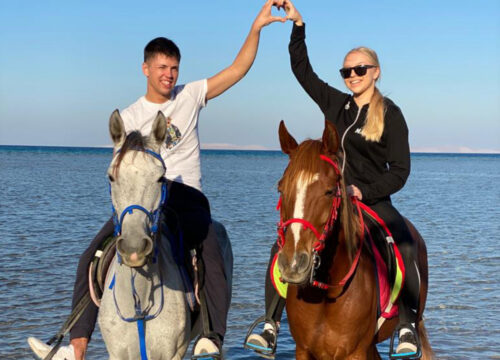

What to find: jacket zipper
left=341, top=102, right=362, bottom=174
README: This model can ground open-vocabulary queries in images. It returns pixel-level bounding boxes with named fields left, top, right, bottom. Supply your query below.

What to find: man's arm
left=206, top=0, right=285, bottom=101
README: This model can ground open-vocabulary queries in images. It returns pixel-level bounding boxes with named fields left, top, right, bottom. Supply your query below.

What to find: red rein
left=276, top=154, right=364, bottom=290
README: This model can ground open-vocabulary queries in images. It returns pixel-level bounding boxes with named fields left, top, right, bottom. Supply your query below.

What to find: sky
left=1, top=0, right=499, bottom=152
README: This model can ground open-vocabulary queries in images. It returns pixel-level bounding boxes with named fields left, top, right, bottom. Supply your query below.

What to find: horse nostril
left=296, top=252, right=310, bottom=273
left=143, top=237, right=153, bottom=256
left=116, top=237, right=126, bottom=255
left=116, top=236, right=153, bottom=258
left=277, top=252, right=289, bottom=272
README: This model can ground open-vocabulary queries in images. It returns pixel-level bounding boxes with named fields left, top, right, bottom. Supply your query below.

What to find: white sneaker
left=246, top=328, right=276, bottom=351
left=193, top=337, right=221, bottom=358
left=27, top=337, right=76, bottom=360
left=395, top=327, right=418, bottom=356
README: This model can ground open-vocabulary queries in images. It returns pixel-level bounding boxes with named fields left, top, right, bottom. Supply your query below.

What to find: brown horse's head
left=277, top=120, right=358, bottom=284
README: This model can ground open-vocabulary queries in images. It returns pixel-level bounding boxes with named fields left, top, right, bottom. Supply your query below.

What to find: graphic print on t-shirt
left=165, top=117, right=182, bottom=149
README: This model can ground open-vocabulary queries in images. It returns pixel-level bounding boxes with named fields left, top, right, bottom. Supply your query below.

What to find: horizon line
left=1, top=143, right=499, bottom=155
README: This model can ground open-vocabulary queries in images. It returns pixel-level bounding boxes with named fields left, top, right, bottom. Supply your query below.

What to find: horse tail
left=418, top=320, right=435, bottom=360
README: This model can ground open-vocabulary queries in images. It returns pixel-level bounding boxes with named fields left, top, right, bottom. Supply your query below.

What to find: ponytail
left=360, top=86, right=385, bottom=142
left=346, top=46, right=385, bottom=142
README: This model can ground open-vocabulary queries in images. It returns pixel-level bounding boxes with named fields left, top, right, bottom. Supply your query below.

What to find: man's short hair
left=144, top=37, right=181, bottom=62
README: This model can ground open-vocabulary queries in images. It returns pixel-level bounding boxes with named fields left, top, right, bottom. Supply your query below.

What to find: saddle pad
left=270, top=253, right=288, bottom=298
left=368, top=233, right=401, bottom=320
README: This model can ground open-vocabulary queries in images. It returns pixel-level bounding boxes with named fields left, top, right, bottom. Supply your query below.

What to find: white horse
left=28, top=110, right=232, bottom=360
left=100, top=109, right=235, bottom=360
left=100, top=110, right=189, bottom=359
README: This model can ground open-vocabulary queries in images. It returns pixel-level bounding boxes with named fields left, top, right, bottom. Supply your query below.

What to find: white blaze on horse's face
left=291, top=172, right=320, bottom=252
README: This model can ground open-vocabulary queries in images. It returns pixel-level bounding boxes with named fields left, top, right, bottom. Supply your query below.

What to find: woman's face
left=342, top=51, right=380, bottom=97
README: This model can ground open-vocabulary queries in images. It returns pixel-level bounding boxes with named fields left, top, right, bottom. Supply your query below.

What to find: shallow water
left=0, top=147, right=499, bottom=359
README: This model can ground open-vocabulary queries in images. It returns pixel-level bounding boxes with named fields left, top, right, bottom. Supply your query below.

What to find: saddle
left=357, top=203, right=405, bottom=331
left=88, top=235, right=116, bottom=306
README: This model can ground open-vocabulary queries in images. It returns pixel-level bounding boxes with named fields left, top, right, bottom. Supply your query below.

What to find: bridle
left=110, top=148, right=168, bottom=239
left=108, top=147, right=168, bottom=360
left=277, top=155, right=342, bottom=253
left=276, top=154, right=364, bottom=290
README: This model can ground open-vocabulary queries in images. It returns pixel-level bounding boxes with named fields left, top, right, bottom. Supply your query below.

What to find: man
left=30, top=1, right=286, bottom=359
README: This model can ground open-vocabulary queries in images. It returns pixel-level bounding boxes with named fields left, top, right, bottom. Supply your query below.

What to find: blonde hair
left=347, top=47, right=385, bottom=142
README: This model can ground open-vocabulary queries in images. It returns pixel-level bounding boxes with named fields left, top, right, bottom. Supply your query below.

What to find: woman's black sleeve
left=289, top=23, right=347, bottom=115
left=357, top=106, right=411, bottom=201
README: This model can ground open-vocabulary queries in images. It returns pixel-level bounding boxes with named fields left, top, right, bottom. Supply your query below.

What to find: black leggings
left=264, top=199, right=419, bottom=325
left=70, top=182, right=229, bottom=341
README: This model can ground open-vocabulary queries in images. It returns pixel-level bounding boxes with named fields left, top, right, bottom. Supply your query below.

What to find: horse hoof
left=27, top=337, right=76, bottom=360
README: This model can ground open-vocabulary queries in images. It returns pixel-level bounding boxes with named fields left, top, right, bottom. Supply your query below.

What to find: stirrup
left=191, top=334, right=222, bottom=360
left=389, top=323, right=422, bottom=360
left=243, top=315, right=278, bottom=359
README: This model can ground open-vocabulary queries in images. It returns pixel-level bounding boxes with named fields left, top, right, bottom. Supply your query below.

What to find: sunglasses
left=339, top=65, right=377, bottom=79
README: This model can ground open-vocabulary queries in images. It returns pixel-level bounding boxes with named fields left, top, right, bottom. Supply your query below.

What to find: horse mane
left=112, top=131, right=148, bottom=177
left=282, top=139, right=360, bottom=261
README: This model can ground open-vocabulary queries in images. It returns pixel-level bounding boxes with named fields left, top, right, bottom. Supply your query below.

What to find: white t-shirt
left=121, top=79, right=207, bottom=191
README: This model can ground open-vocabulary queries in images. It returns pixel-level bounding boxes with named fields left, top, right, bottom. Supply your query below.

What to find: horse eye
left=108, top=174, right=115, bottom=182
left=325, top=189, right=334, bottom=196
left=158, top=176, right=165, bottom=183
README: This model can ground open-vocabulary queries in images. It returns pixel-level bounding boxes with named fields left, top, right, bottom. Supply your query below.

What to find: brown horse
left=276, top=120, right=433, bottom=359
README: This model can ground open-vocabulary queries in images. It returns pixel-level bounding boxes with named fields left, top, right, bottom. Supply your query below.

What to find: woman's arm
left=283, top=0, right=347, bottom=114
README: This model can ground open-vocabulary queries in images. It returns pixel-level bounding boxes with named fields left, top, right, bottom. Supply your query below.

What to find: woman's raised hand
left=252, top=0, right=288, bottom=31
left=275, top=0, right=303, bottom=25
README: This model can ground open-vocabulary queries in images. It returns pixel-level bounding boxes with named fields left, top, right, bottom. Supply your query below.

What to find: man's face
left=142, top=53, right=180, bottom=103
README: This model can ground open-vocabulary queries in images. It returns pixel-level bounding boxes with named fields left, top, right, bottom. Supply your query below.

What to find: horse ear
left=279, top=120, right=298, bottom=156
left=151, top=111, right=167, bottom=147
left=322, top=119, right=339, bottom=154
left=109, top=109, right=125, bottom=146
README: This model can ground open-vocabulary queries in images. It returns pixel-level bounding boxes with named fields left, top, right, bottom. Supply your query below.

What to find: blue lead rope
left=137, top=319, right=147, bottom=360
left=110, top=261, right=165, bottom=360
left=109, top=274, right=149, bottom=360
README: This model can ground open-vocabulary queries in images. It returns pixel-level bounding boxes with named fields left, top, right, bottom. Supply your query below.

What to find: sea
left=0, top=146, right=499, bottom=359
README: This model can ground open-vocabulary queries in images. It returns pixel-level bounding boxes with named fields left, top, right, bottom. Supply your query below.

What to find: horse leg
left=170, top=350, right=184, bottom=360
left=369, top=343, right=382, bottom=360
left=295, top=347, right=315, bottom=360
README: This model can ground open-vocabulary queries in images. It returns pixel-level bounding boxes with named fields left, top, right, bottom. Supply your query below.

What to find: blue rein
left=109, top=147, right=168, bottom=360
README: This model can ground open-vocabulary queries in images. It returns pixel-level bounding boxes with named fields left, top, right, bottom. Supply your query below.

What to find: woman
left=245, top=0, right=421, bottom=357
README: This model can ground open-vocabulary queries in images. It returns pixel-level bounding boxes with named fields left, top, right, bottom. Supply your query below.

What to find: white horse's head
left=108, top=110, right=167, bottom=267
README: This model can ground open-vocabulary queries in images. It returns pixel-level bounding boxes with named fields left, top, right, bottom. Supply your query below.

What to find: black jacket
left=289, top=23, right=410, bottom=204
